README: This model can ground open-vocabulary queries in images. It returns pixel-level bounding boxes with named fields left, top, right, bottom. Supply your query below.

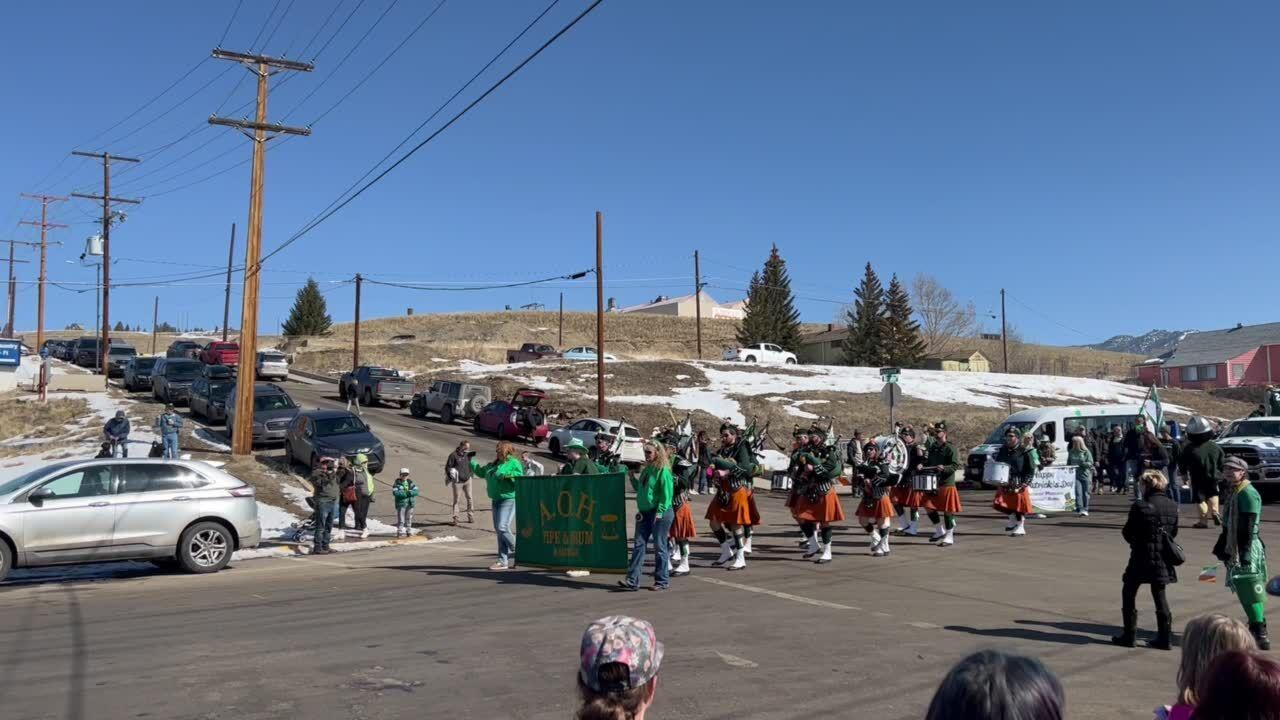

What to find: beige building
left=616, top=291, right=745, bottom=320
left=922, top=350, right=991, bottom=373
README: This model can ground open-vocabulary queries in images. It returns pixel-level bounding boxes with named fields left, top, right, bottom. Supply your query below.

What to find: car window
left=119, top=464, right=209, bottom=493
left=192, top=378, right=206, bottom=394
left=40, top=467, right=115, bottom=498
left=109, top=346, right=137, bottom=356
left=483, top=402, right=500, bottom=413
left=133, top=357, right=157, bottom=371
left=366, top=368, right=399, bottom=379
left=314, top=415, right=369, bottom=436
left=254, top=394, right=296, bottom=412
left=0, top=461, right=79, bottom=495
left=622, top=426, right=641, bottom=438
left=166, top=362, right=202, bottom=380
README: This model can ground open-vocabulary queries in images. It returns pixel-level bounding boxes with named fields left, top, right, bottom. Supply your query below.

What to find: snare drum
left=912, top=473, right=939, bottom=492
left=984, top=460, right=1010, bottom=486
left=770, top=471, right=792, bottom=492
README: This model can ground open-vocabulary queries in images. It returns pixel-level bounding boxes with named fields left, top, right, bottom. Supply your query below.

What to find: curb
left=290, top=369, right=339, bottom=385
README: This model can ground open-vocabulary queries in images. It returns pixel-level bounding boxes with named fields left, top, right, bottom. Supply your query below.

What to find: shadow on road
left=375, top=564, right=604, bottom=590
left=943, top=621, right=1114, bottom=646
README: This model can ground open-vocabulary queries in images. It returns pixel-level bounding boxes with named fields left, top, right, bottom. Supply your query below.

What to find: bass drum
left=874, top=435, right=908, bottom=476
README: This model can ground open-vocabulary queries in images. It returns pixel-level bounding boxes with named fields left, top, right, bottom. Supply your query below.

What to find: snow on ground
left=279, top=481, right=409, bottom=537
left=194, top=427, right=230, bottom=450
left=757, top=449, right=790, bottom=472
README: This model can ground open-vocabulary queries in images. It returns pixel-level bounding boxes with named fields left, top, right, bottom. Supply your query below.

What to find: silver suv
left=0, top=458, right=261, bottom=581
left=409, top=380, right=491, bottom=424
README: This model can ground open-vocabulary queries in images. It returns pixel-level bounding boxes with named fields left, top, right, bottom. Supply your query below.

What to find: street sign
left=879, top=366, right=900, bottom=384
left=881, top=382, right=902, bottom=407
left=0, top=340, right=21, bottom=368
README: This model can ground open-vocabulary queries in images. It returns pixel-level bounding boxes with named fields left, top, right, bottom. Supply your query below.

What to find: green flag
left=515, top=472, right=628, bottom=572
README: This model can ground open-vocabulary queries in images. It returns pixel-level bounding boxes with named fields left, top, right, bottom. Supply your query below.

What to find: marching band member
left=791, top=424, right=845, bottom=564
left=919, top=421, right=963, bottom=546
left=705, top=422, right=757, bottom=571
left=893, top=427, right=927, bottom=536
left=665, top=435, right=698, bottom=577
left=992, top=429, right=1036, bottom=536
left=855, top=441, right=896, bottom=557
left=786, top=426, right=811, bottom=550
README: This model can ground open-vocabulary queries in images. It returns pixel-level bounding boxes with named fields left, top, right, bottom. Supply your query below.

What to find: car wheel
left=785, top=357, right=796, bottom=364
left=338, top=383, right=348, bottom=401
left=363, top=388, right=374, bottom=407
left=441, top=404, right=454, bottom=424
left=0, top=541, right=11, bottom=582
left=177, top=522, right=233, bottom=574
left=497, top=423, right=508, bottom=440
left=409, top=402, right=425, bottom=419
left=744, top=355, right=757, bottom=362
left=397, top=401, right=409, bottom=409
left=549, top=437, right=561, bottom=456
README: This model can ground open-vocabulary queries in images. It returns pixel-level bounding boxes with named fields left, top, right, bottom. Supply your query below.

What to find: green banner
left=516, top=472, right=628, bottom=572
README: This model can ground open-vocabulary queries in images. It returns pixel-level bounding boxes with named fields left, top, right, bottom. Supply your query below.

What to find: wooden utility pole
left=352, top=273, right=363, bottom=372
left=208, top=48, right=313, bottom=457
left=595, top=211, right=606, bottom=418
left=1, top=240, right=38, bottom=338
left=558, top=292, right=564, bottom=347
left=19, top=194, right=67, bottom=352
left=222, top=223, right=236, bottom=340
left=151, top=296, right=159, bottom=355
left=693, top=250, right=703, bottom=360
left=72, top=150, right=141, bottom=373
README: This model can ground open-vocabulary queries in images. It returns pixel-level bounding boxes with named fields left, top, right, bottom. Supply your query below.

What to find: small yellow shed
left=923, top=350, right=991, bottom=373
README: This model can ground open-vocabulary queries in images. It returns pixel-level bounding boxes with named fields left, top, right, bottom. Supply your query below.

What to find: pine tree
left=113, top=320, right=125, bottom=332
left=883, top=274, right=926, bottom=367
left=842, top=262, right=889, bottom=366
left=735, top=245, right=803, bottom=351
left=282, top=278, right=333, bottom=337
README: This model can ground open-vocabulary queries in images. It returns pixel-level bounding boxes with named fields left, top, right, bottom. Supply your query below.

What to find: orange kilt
left=791, top=491, right=845, bottom=524
left=746, top=489, right=762, bottom=526
left=856, top=495, right=895, bottom=523
left=670, top=503, right=697, bottom=539
left=992, top=487, right=1032, bottom=515
left=889, top=484, right=917, bottom=508
left=922, top=486, right=963, bottom=514
left=705, top=488, right=755, bottom=526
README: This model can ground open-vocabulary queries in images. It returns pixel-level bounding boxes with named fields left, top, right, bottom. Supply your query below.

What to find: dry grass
left=968, top=337, right=1142, bottom=380
left=0, top=397, right=91, bottom=455
left=218, top=454, right=306, bottom=509
left=1160, top=388, right=1256, bottom=421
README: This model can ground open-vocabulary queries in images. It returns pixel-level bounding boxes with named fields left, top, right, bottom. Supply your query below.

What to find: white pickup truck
left=722, top=342, right=798, bottom=364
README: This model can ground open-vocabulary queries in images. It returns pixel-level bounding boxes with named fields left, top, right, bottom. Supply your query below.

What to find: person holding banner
left=993, top=429, right=1035, bottom=536
left=855, top=441, right=896, bottom=557
left=1213, top=456, right=1271, bottom=650
left=791, top=424, right=845, bottom=564
left=473, top=441, right=525, bottom=571
left=618, top=441, right=675, bottom=592
left=706, top=422, right=757, bottom=571
left=920, top=422, right=963, bottom=546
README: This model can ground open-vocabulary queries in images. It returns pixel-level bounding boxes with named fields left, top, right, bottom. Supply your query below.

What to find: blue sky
left=2, top=1, right=1276, bottom=345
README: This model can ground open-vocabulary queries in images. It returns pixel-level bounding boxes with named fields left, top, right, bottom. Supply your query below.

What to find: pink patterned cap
left=579, top=615, right=664, bottom=693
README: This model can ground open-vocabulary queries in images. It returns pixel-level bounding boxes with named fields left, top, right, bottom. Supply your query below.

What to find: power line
left=295, top=0, right=348, bottom=59
left=1006, top=292, right=1089, bottom=338
left=363, top=269, right=590, bottom=292
left=248, top=0, right=285, bottom=51
left=259, top=0, right=297, bottom=53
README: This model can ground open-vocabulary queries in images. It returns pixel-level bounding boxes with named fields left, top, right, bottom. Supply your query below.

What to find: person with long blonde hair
left=471, top=440, right=524, bottom=571
left=618, top=440, right=674, bottom=591
left=1153, top=614, right=1255, bottom=720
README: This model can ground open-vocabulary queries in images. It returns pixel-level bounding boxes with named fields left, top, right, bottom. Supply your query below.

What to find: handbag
left=1160, top=522, right=1185, bottom=567
left=342, top=484, right=358, bottom=505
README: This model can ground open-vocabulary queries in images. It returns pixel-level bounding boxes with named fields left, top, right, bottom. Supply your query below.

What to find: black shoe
left=614, top=580, right=638, bottom=592
left=1149, top=614, right=1173, bottom=650
left=1112, top=610, right=1138, bottom=648
left=1111, top=632, right=1136, bottom=648
left=649, top=585, right=668, bottom=592
left=1250, top=621, right=1272, bottom=651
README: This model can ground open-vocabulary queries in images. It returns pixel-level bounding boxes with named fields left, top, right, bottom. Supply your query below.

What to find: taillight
left=375, top=382, right=384, bottom=393
left=229, top=485, right=255, bottom=497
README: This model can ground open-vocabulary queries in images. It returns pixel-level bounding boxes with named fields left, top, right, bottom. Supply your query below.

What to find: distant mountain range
left=1084, top=329, right=1196, bottom=357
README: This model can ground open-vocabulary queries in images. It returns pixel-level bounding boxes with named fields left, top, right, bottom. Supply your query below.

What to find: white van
left=963, top=404, right=1148, bottom=486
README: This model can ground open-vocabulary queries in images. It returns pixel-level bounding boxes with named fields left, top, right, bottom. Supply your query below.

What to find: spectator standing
left=1067, top=437, right=1094, bottom=517
left=1125, top=418, right=1149, bottom=493
left=1113, top=470, right=1180, bottom=650
left=576, top=616, right=663, bottom=720
left=391, top=468, right=418, bottom=538
left=1153, top=613, right=1255, bottom=720
left=308, top=457, right=340, bottom=555
left=521, top=451, right=544, bottom=476
left=1268, top=385, right=1280, bottom=416
left=104, top=410, right=131, bottom=458
left=924, top=649, right=1064, bottom=720
left=694, top=430, right=711, bottom=495
left=351, top=453, right=376, bottom=539
left=445, top=440, right=475, bottom=525
left=1180, top=416, right=1223, bottom=529
left=1160, top=427, right=1184, bottom=502
left=1191, top=650, right=1280, bottom=720
left=154, top=405, right=183, bottom=459
left=473, top=440, right=523, bottom=571
left=1214, top=455, right=1271, bottom=649
left=335, top=457, right=355, bottom=540
left=618, top=441, right=674, bottom=592
left=1108, top=425, right=1128, bottom=493
left=1141, top=432, right=1171, bottom=499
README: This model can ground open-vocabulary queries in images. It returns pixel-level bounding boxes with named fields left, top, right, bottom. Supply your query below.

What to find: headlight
left=252, top=422, right=265, bottom=431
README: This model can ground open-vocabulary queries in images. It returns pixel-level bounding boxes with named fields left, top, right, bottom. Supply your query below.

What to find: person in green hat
left=1214, top=455, right=1270, bottom=650
left=559, top=438, right=601, bottom=475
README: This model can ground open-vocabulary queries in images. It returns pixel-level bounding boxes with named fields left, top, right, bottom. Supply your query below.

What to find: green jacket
left=391, top=479, right=419, bottom=509
left=1067, top=447, right=1094, bottom=482
left=924, top=441, right=962, bottom=487
left=309, top=468, right=340, bottom=502
left=559, top=456, right=601, bottom=476
left=632, top=465, right=674, bottom=515
left=473, top=457, right=525, bottom=501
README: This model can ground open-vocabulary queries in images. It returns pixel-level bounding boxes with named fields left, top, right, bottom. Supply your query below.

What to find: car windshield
left=367, top=368, right=399, bottom=378
left=260, top=352, right=285, bottom=363
left=166, top=362, right=202, bottom=380
left=254, top=394, right=296, bottom=412
left=109, top=346, right=136, bottom=356
left=210, top=383, right=233, bottom=399
left=0, top=461, right=79, bottom=496
left=78, top=340, right=99, bottom=349
left=1224, top=420, right=1280, bottom=439
left=314, top=415, right=368, bottom=436
left=132, top=357, right=157, bottom=370
left=984, top=421, right=1036, bottom=445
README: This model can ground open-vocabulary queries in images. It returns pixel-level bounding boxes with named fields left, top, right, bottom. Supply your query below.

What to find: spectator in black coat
left=1107, top=425, right=1128, bottom=493
left=1141, top=432, right=1171, bottom=499
left=1113, top=469, right=1181, bottom=650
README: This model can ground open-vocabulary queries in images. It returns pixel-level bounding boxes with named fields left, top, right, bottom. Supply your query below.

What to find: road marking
left=907, top=621, right=940, bottom=629
left=714, top=650, right=758, bottom=668
left=692, top=576, right=857, bottom=610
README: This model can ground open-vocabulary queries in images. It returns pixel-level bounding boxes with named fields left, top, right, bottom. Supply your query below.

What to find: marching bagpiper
left=662, top=432, right=698, bottom=577
left=918, top=421, right=963, bottom=546
left=791, top=423, right=846, bottom=564
left=855, top=441, right=897, bottom=557
left=705, top=422, right=758, bottom=571
left=992, top=428, right=1036, bottom=536
left=786, top=425, right=813, bottom=548
left=893, top=427, right=927, bottom=535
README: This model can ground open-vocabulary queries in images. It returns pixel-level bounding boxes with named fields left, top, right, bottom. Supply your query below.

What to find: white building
left=616, top=291, right=745, bottom=320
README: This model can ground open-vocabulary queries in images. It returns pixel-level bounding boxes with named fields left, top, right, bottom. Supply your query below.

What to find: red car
left=200, top=341, right=241, bottom=367
left=473, top=388, right=550, bottom=445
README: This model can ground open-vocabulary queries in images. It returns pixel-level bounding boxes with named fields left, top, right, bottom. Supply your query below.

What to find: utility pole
left=151, top=296, right=159, bottom=355
left=208, top=48, right=314, bottom=457
left=222, top=223, right=236, bottom=341
left=595, top=211, right=606, bottom=418
left=1, top=240, right=38, bottom=338
left=72, top=150, right=141, bottom=373
left=19, top=194, right=67, bottom=352
left=558, top=292, right=564, bottom=347
left=352, top=273, right=362, bottom=372
left=693, top=250, right=703, bottom=360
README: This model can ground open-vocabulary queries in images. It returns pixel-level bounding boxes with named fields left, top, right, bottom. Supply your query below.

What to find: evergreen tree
left=156, top=321, right=178, bottom=333
left=842, top=262, right=889, bottom=366
left=883, top=274, right=926, bottom=367
left=113, top=320, right=125, bottom=332
left=735, top=245, right=803, bottom=351
left=282, top=277, right=333, bottom=337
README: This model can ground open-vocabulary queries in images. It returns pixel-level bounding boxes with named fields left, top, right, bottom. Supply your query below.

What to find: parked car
left=202, top=363, right=234, bottom=380
left=549, top=418, right=645, bottom=465
left=151, top=358, right=203, bottom=404
left=105, top=344, right=137, bottom=377
left=0, top=458, right=260, bottom=581
left=256, top=350, right=289, bottom=381
left=285, top=409, right=385, bottom=473
left=225, top=382, right=299, bottom=445
left=722, top=342, right=797, bottom=364
left=562, top=346, right=617, bottom=362
left=40, top=339, right=63, bottom=358
left=1216, top=417, right=1280, bottom=492
left=339, top=366, right=415, bottom=408
left=72, top=337, right=101, bottom=367
left=506, top=343, right=561, bottom=363
left=166, top=340, right=203, bottom=359
left=199, top=340, right=240, bottom=367
left=189, top=376, right=235, bottom=424
left=55, top=340, right=77, bottom=361
left=473, top=388, right=550, bottom=445
left=122, top=356, right=159, bottom=392
left=409, top=380, right=491, bottom=424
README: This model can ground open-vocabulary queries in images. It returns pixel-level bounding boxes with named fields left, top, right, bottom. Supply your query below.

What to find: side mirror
left=28, top=487, right=53, bottom=504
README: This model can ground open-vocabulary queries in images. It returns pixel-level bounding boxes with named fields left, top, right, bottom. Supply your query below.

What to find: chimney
left=607, top=297, right=617, bottom=312
left=827, top=323, right=834, bottom=332
left=407, top=308, right=414, bottom=316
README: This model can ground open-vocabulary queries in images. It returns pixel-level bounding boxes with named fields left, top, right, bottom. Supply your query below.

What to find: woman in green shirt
left=472, top=440, right=525, bottom=571
left=1214, top=455, right=1270, bottom=650
left=619, top=440, right=675, bottom=591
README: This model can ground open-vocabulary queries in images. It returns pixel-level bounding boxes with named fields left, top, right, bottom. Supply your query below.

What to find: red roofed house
left=1136, top=322, right=1280, bottom=389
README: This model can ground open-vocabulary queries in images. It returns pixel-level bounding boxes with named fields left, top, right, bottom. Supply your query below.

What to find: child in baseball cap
left=577, top=615, right=663, bottom=719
